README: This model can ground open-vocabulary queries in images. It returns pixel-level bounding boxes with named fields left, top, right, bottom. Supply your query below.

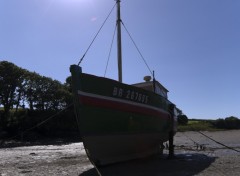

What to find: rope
left=177, top=117, right=240, bottom=153
left=77, top=2, right=117, bottom=66
left=0, top=104, right=73, bottom=145
left=104, top=23, right=117, bottom=77
left=121, top=21, right=153, bottom=76
left=198, top=131, right=240, bottom=153
left=181, top=132, right=206, bottom=150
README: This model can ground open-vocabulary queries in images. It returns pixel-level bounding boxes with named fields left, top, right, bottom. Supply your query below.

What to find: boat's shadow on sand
left=80, top=153, right=216, bottom=176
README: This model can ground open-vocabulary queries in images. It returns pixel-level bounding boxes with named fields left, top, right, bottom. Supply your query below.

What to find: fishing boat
left=70, top=0, right=177, bottom=166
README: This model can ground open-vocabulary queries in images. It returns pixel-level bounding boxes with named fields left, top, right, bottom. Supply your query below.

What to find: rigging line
left=0, top=104, right=73, bottom=145
left=178, top=117, right=239, bottom=153
left=77, top=2, right=117, bottom=66
left=121, top=21, right=153, bottom=76
left=198, top=131, right=240, bottom=153
left=177, top=118, right=206, bottom=148
left=181, top=132, right=203, bottom=147
left=104, top=23, right=117, bottom=77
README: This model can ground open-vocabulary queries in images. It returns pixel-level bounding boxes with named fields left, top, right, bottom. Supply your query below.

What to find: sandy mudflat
left=0, top=130, right=240, bottom=176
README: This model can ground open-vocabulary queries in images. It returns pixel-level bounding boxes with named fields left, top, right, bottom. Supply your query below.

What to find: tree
left=0, top=61, right=24, bottom=114
left=24, top=71, right=42, bottom=111
left=225, top=116, right=240, bottom=129
left=177, top=115, right=188, bottom=125
left=14, top=68, right=29, bottom=112
left=214, top=116, right=240, bottom=129
left=0, top=60, right=76, bottom=135
left=65, top=76, right=72, bottom=92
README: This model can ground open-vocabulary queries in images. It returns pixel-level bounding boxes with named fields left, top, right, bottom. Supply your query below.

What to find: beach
left=1, top=130, right=240, bottom=176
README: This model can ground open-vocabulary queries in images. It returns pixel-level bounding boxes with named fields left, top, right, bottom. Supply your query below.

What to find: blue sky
left=1, top=0, right=240, bottom=119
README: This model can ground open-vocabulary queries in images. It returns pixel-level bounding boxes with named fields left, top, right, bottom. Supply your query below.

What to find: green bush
left=2, top=107, right=80, bottom=138
left=177, top=115, right=188, bottom=125
left=214, top=116, right=240, bottom=129
left=178, top=120, right=215, bottom=132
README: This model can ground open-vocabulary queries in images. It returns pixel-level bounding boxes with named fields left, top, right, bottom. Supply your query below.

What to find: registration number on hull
left=112, top=87, right=149, bottom=104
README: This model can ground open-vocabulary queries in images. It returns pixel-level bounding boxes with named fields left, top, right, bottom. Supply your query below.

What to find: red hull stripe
left=78, top=90, right=170, bottom=120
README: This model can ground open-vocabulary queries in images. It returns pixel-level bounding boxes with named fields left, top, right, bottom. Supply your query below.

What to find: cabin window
left=155, top=85, right=167, bottom=98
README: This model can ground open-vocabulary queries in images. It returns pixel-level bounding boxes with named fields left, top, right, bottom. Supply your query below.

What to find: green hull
left=70, top=65, right=176, bottom=165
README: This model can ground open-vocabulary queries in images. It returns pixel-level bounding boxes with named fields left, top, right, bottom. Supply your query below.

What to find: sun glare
left=61, top=0, right=91, bottom=5
left=57, top=0, right=95, bottom=9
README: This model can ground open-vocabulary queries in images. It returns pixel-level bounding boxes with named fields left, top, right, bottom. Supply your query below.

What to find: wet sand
left=0, top=130, right=240, bottom=176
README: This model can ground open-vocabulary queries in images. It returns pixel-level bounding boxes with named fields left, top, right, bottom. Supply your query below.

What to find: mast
left=116, top=0, right=122, bottom=83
